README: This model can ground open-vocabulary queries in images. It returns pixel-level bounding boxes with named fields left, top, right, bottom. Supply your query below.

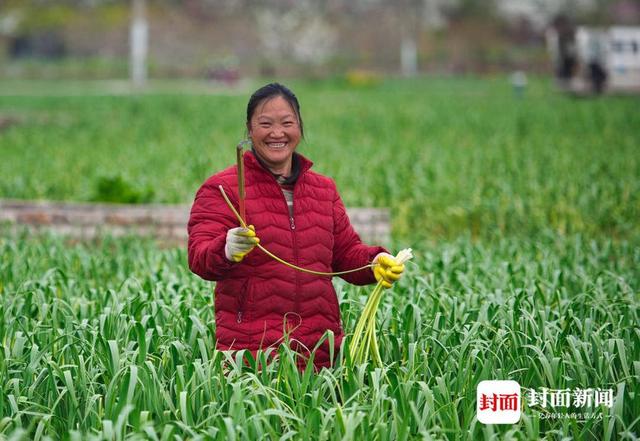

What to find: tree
left=252, top=0, right=337, bottom=74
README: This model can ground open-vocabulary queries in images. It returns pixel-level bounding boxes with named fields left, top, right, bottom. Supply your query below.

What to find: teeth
left=269, top=143, right=286, bottom=148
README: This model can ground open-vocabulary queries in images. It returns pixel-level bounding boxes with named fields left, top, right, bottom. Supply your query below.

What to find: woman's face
left=248, top=96, right=301, bottom=176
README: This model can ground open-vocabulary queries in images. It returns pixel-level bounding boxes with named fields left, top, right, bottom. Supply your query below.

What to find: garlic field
left=0, top=77, right=638, bottom=440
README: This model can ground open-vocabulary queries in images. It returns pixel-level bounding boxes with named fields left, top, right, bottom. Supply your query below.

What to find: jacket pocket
left=236, top=278, right=252, bottom=323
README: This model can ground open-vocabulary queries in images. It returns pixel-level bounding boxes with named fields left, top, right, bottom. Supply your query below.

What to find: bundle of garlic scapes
left=349, top=248, right=413, bottom=367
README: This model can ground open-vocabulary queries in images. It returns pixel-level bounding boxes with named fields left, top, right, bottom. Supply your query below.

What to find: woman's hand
left=224, top=225, right=260, bottom=262
left=372, top=252, right=405, bottom=289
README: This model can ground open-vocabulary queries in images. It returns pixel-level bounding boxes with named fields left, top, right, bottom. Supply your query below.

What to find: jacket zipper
left=289, top=189, right=300, bottom=317
left=253, top=159, right=303, bottom=320
left=272, top=177, right=300, bottom=316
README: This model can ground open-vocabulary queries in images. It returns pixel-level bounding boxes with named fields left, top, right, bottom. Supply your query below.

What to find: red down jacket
left=188, top=150, right=386, bottom=369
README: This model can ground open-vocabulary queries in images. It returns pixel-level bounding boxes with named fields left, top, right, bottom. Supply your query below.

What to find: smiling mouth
left=267, top=142, right=287, bottom=149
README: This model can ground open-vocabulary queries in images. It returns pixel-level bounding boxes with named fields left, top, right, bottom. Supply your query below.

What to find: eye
left=283, top=121, right=294, bottom=127
left=259, top=122, right=271, bottom=128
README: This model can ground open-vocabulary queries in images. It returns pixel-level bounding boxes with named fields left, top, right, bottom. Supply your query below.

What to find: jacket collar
left=244, top=149, right=313, bottom=180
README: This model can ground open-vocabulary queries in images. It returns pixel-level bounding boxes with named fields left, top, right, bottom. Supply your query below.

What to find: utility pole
left=399, top=0, right=420, bottom=77
left=130, top=0, right=148, bottom=88
left=401, top=36, right=418, bottom=77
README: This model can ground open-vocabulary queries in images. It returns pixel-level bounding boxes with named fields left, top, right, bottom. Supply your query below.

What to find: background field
left=0, top=77, right=639, bottom=440
left=1, top=77, right=638, bottom=241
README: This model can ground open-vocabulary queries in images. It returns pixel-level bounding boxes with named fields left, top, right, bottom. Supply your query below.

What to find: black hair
left=246, top=82, right=304, bottom=138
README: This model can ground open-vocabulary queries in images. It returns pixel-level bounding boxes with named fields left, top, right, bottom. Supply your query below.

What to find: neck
left=269, top=161, right=292, bottom=177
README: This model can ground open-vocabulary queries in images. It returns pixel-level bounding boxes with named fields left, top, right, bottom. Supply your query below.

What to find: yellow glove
left=372, top=252, right=404, bottom=289
left=224, top=225, right=259, bottom=262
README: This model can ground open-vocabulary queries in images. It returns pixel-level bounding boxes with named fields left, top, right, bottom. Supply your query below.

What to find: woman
left=188, top=83, right=404, bottom=370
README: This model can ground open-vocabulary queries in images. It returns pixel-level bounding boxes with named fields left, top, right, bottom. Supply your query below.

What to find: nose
left=270, top=125, right=285, bottom=137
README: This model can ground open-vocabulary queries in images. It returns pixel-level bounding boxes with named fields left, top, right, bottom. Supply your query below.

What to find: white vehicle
left=547, top=25, right=640, bottom=94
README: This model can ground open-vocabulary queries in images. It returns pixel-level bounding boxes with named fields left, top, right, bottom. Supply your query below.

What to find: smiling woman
left=186, top=82, right=405, bottom=370
left=247, top=91, right=302, bottom=176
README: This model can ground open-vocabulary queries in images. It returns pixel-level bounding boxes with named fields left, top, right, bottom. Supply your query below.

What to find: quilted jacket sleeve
left=330, top=181, right=387, bottom=285
left=187, top=180, right=239, bottom=281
